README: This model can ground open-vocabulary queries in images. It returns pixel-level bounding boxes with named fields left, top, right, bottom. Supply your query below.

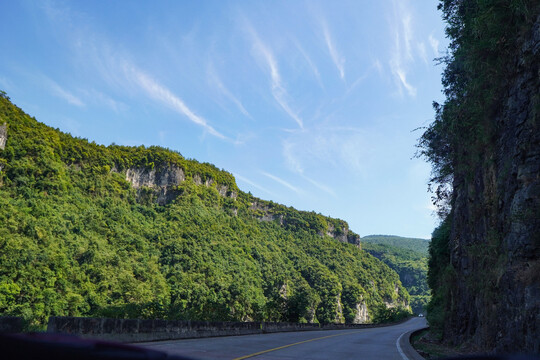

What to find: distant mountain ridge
left=361, top=235, right=429, bottom=254
left=0, top=92, right=410, bottom=328
left=361, top=235, right=430, bottom=314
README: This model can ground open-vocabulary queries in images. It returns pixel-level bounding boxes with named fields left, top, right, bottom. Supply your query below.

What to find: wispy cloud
left=122, top=63, right=226, bottom=139
left=429, top=34, right=440, bottom=56
left=293, top=40, right=323, bottom=89
left=417, top=42, right=428, bottom=64
left=244, top=21, right=303, bottom=128
left=402, top=11, right=413, bottom=61
left=48, top=80, right=85, bottom=107
left=393, top=67, right=416, bottom=96
left=321, top=19, right=345, bottom=80
left=373, top=59, right=383, bottom=76
left=39, top=1, right=226, bottom=140
left=261, top=171, right=301, bottom=194
left=0, top=76, right=14, bottom=93
left=58, top=117, right=82, bottom=136
left=283, top=140, right=304, bottom=174
left=283, top=126, right=373, bottom=177
left=81, top=89, right=127, bottom=112
left=302, top=175, right=336, bottom=196
left=234, top=173, right=273, bottom=196
left=283, top=138, right=335, bottom=196
left=389, top=0, right=417, bottom=97
left=207, top=62, right=251, bottom=118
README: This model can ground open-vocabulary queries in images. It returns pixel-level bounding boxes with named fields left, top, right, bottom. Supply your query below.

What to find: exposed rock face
left=335, top=296, right=344, bottom=323
left=446, top=14, right=540, bottom=353
left=192, top=175, right=237, bottom=199
left=217, top=184, right=237, bottom=199
left=353, top=301, right=369, bottom=324
left=250, top=200, right=361, bottom=247
left=0, top=123, right=6, bottom=183
left=193, top=174, right=211, bottom=186
left=0, top=123, right=7, bottom=150
left=124, top=165, right=237, bottom=205
left=325, top=224, right=361, bottom=248
left=125, top=165, right=185, bottom=205
left=126, top=165, right=185, bottom=189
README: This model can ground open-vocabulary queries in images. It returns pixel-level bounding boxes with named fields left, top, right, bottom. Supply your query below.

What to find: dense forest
left=361, top=235, right=429, bottom=255
left=361, top=235, right=430, bottom=315
left=0, top=93, right=411, bottom=329
left=418, top=0, right=539, bottom=352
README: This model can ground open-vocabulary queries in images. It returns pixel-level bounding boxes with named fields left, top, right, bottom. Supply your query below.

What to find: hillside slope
left=418, top=1, right=540, bottom=353
left=0, top=93, right=410, bottom=328
left=362, top=235, right=429, bottom=314
left=361, top=235, right=429, bottom=255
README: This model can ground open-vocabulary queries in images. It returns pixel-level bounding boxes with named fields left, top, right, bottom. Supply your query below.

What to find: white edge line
left=396, top=331, right=410, bottom=360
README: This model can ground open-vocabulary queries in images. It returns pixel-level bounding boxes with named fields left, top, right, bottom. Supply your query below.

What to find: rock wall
left=46, top=316, right=403, bottom=343
left=446, top=14, right=540, bottom=353
left=0, top=123, right=6, bottom=181
left=124, top=165, right=236, bottom=205
left=125, top=165, right=185, bottom=189
left=0, top=122, right=7, bottom=150
left=325, top=224, right=361, bottom=248
left=250, top=200, right=361, bottom=247
left=125, top=164, right=185, bottom=205
left=353, top=302, right=369, bottom=324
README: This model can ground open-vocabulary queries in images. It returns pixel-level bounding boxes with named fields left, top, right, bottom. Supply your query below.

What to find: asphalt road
left=138, top=317, right=427, bottom=360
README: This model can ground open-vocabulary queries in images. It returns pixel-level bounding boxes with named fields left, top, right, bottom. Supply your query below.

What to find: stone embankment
left=46, top=316, right=406, bottom=343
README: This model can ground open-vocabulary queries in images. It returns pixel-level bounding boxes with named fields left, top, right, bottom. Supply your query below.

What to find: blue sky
left=0, top=1, right=447, bottom=239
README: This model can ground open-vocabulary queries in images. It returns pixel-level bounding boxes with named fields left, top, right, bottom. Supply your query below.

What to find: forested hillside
left=361, top=235, right=429, bottom=255
left=418, top=0, right=539, bottom=353
left=0, top=93, right=410, bottom=329
left=361, top=235, right=429, bottom=315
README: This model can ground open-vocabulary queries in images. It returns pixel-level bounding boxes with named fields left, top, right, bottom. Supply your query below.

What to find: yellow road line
left=232, top=330, right=363, bottom=360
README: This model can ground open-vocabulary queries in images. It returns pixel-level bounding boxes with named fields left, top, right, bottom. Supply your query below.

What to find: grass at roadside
left=411, top=329, right=465, bottom=359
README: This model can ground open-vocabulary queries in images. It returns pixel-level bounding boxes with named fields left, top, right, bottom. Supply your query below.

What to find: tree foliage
left=417, top=0, right=539, bottom=337
left=417, top=0, right=538, bottom=216
left=0, top=95, right=410, bottom=327
left=362, top=236, right=430, bottom=314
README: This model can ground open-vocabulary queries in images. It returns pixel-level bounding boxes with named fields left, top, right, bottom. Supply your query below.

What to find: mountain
left=361, top=235, right=430, bottom=314
left=417, top=1, right=540, bottom=353
left=0, top=92, right=410, bottom=329
left=361, top=235, right=429, bottom=255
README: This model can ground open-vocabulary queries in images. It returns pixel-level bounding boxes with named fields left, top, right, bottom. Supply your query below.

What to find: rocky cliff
left=121, top=164, right=237, bottom=205
left=249, top=199, right=361, bottom=247
left=0, top=123, right=6, bottom=150
left=424, top=3, right=540, bottom=353
left=124, top=165, right=185, bottom=205
left=448, top=14, right=540, bottom=351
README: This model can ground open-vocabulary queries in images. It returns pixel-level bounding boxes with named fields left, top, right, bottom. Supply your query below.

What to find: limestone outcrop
left=123, top=164, right=237, bottom=205
left=0, top=122, right=7, bottom=150
left=124, top=164, right=185, bottom=205
left=249, top=200, right=361, bottom=247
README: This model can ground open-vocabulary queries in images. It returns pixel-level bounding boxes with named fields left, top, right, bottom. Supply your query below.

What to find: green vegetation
left=0, top=93, right=410, bottom=327
left=417, top=0, right=539, bottom=339
left=362, top=235, right=430, bottom=314
left=362, top=235, right=429, bottom=255
left=425, top=219, right=453, bottom=337
left=411, top=328, right=463, bottom=359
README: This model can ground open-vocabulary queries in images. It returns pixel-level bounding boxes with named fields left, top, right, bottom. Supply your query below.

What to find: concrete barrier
left=47, top=316, right=408, bottom=343
left=0, top=317, right=24, bottom=333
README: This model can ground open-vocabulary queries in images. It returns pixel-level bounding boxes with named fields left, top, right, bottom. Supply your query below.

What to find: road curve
left=138, top=317, right=427, bottom=360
